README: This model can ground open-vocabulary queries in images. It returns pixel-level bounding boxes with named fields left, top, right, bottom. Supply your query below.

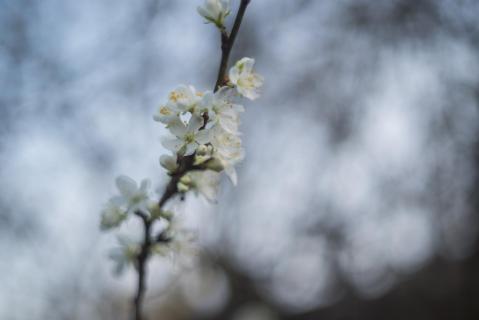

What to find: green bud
left=160, top=210, right=174, bottom=221
left=148, top=204, right=163, bottom=220
left=204, top=158, right=224, bottom=172
left=179, top=174, right=192, bottom=185
left=194, top=154, right=211, bottom=166
left=196, top=144, right=209, bottom=156
left=177, top=181, right=190, bottom=193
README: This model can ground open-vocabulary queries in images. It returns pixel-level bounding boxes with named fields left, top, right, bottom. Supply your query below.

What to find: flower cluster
left=155, top=57, right=263, bottom=197
left=100, top=0, right=263, bottom=276
left=100, top=175, right=150, bottom=230
left=101, top=176, right=195, bottom=273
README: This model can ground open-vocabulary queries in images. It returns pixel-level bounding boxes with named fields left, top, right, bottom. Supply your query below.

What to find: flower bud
left=197, top=0, right=231, bottom=28
left=177, top=181, right=190, bottom=193
left=204, top=157, right=224, bottom=172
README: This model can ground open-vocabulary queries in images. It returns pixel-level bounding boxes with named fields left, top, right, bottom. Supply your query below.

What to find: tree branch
left=131, top=2, right=252, bottom=319
left=214, top=0, right=251, bottom=91
left=132, top=212, right=152, bottom=320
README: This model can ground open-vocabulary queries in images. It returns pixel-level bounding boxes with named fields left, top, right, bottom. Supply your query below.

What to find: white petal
left=224, top=166, right=238, bottom=185
left=195, top=129, right=211, bottom=144
left=220, top=0, right=230, bottom=11
left=110, top=195, right=127, bottom=206
left=161, top=137, right=184, bottom=152
left=153, top=102, right=179, bottom=124
left=167, top=118, right=187, bottom=137
left=116, top=175, right=138, bottom=197
left=235, top=57, right=254, bottom=74
left=197, top=6, right=211, bottom=19
left=187, top=115, right=203, bottom=132
left=215, top=86, right=232, bottom=99
left=228, top=66, right=240, bottom=84
left=191, top=170, right=220, bottom=202
left=205, top=0, right=220, bottom=17
left=219, top=117, right=239, bottom=134
left=200, top=91, right=214, bottom=111
left=184, top=143, right=197, bottom=156
left=140, top=179, right=151, bottom=192
left=243, top=89, right=260, bottom=100
left=188, top=85, right=197, bottom=97
left=253, top=74, right=264, bottom=86
left=232, top=103, right=245, bottom=112
left=241, top=57, right=255, bottom=72
left=160, top=154, right=178, bottom=172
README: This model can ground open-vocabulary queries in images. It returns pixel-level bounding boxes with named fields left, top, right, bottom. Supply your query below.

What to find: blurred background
left=1, top=0, right=479, bottom=319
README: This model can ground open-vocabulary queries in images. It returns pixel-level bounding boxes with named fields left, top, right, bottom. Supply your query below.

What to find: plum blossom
left=161, top=116, right=211, bottom=156
left=154, top=85, right=205, bottom=124
left=169, top=85, right=203, bottom=112
left=197, top=0, right=231, bottom=27
left=160, top=154, right=178, bottom=173
left=229, top=57, right=264, bottom=100
left=100, top=1, right=263, bottom=287
left=153, top=101, right=180, bottom=124
left=111, top=175, right=151, bottom=213
left=177, top=170, right=221, bottom=202
left=210, top=127, right=244, bottom=185
left=200, top=87, right=244, bottom=134
left=109, top=235, right=140, bottom=275
left=100, top=201, right=127, bottom=230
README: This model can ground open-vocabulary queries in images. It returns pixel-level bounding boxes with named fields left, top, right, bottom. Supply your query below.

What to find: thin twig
left=131, top=1, right=252, bottom=319
left=214, top=0, right=251, bottom=91
left=132, top=212, right=152, bottom=320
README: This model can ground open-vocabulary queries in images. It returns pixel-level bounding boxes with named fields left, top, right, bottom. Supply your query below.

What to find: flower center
left=184, top=132, right=195, bottom=144
left=160, top=106, right=171, bottom=115
left=169, top=91, right=185, bottom=103
left=130, top=194, right=144, bottom=204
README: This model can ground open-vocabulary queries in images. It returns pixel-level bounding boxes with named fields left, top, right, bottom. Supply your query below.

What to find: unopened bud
left=177, top=182, right=190, bottom=193
left=204, top=158, right=224, bottom=172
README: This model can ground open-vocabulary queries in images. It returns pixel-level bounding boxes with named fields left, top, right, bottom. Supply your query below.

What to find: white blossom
left=200, top=87, right=244, bottom=134
left=151, top=217, right=198, bottom=270
left=112, top=175, right=151, bottom=213
left=197, top=0, right=230, bottom=27
left=160, top=154, right=178, bottom=172
left=109, top=235, right=140, bottom=275
left=229, top=57, right=264, bottom=100
left=178, top=170, right=220, bottom=202
left=210, top=127, right=244, bottom=185
left=169, top=85, right=204, bottom=114
left=162, top=116, right=211, bottom=156
left=154, top=86, right=203, bottom=124
left=192, top=170, right=221, bottom=201
left=194, top=144, right=215, bottom=166
left=153, top=101, right=180, bottom=124
left=100, top=201, right=127, bottom=230
left=101, top=2, right=263, bottom=281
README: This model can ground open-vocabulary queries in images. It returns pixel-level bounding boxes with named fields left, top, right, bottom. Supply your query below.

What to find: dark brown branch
left=132, top=211, right=152, bottom=320
left=214, top=0, right=251, bottom=91
left=131, top=2, right=252, bottom=319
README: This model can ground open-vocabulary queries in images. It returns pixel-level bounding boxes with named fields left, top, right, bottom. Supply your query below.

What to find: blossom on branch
left=229, top=57, right=264, bottom=100
left=100, top=201, right=127, bottom=230
left=100, top=1, right=262, bottom=291
left=161, top=116, right=211, bottom=156
left=109, top=235, right=140, bottom=275
left=177, top=170, right=221, bottom=202
left=112, top=175, right=151, bottom=213
left=197, top=0, right=231, bottom=28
